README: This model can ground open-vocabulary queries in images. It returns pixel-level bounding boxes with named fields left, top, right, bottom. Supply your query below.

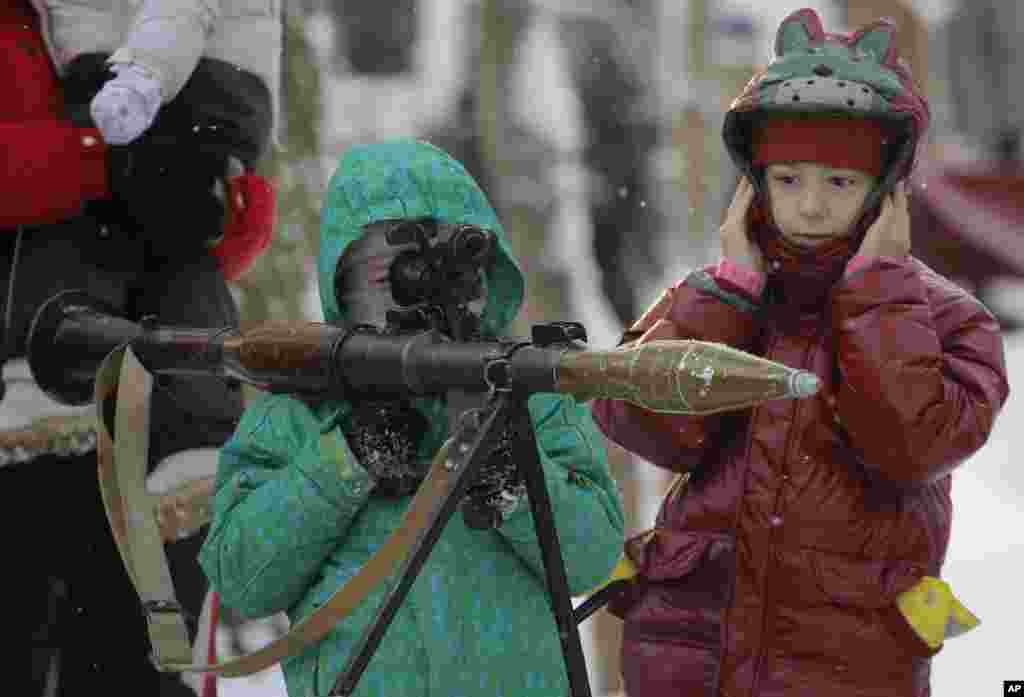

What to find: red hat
left=752, top=117, right=886, bottom=177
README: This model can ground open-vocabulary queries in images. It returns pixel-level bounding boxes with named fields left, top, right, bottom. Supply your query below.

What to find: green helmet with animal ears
left=723, top=8, right=930, bottom=209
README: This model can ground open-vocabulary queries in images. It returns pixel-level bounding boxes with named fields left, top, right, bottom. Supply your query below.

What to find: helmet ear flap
left=847, top=128, right=914, bottom=240
left=866, top=121, right=917, bottom=209
left=748, top=172, right=773, bottom=231
left=723, top=110, right=759, bottom=183
left=748, top=165, right=768, bottom=198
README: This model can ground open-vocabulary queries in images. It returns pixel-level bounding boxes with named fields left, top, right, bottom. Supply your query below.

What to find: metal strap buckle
left=142, top=599, right=184, bottom=617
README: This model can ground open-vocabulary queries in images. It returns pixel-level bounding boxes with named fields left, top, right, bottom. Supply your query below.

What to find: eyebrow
left=767, top=165, right=864, bottom=178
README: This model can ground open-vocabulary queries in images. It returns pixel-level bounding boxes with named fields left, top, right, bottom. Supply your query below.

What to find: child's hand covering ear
left=719, top=177, right=764, bottom=272
left=858, top=181, right=912, bottom=260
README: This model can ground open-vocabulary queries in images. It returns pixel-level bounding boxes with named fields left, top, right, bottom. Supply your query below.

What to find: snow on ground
left=930, top=330, right=1024, bottom=697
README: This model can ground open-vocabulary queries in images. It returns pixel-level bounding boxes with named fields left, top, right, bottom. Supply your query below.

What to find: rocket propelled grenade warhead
left=555, top=339, right=820, bottom=415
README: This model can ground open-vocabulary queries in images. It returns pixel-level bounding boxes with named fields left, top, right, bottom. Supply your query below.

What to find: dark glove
left=107, top=142, right=226, bottom=235
left=343, top=399, right=430, bottom=497
left=459, top=423, right=527, bottom=530
left=61, top=54, right=264, bottom=251
left=61, top=54, right=224, bottom=226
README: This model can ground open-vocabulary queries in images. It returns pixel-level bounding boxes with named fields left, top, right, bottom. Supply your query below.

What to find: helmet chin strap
left=860, top=124, right=918, bottom=220
left=852, top=194, right=884, bottom=242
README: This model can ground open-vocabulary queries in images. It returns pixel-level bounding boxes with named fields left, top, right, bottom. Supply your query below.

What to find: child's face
left=764, top=163, right=875, bottom=247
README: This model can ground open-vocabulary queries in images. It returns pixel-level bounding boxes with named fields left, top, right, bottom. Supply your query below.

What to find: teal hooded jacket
left=199, top=140, right=625, bottom=697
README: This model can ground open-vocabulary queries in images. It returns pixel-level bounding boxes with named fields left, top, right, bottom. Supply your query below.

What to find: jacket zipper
left=718, top=326, right=776, bottom=697
left=747, top=322, right=822, bottom=695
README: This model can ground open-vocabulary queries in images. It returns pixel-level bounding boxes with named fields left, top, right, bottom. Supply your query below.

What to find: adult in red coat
left=592, top=9, right=1009, bottom=697
left=0, top=2, right=275, bottom=695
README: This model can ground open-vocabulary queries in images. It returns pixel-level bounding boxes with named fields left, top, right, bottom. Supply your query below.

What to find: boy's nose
left=798, top=185, right=826, bottom=217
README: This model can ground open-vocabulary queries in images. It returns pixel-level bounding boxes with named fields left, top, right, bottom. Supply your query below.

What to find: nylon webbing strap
left=94, top=342, right=466, bottom=677
left=96, top=345, right=194, bottom=668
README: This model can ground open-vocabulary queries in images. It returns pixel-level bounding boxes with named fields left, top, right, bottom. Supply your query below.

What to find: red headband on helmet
left=753, top=117, right=886, bottom=177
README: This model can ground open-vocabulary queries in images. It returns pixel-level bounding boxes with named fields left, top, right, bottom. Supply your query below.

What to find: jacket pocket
left=805, top=548, right=937, bottom=659
left=611, top=528, right=735, bottom=648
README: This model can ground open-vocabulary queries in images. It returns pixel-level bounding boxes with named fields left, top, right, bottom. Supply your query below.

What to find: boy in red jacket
left=592, top=9, right=1009, bottom=697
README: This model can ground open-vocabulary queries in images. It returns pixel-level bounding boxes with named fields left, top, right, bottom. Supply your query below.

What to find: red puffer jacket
left=592, top=253, right=1008, bottom=697
left=0, top=1, right=109, bottom=228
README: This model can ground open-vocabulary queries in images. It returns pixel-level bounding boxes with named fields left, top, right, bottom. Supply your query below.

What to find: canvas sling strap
left=94, top=343, right=472, bottom=678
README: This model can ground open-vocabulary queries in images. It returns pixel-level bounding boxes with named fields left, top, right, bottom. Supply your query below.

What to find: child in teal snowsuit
left=199, top=139, right=625, bottom=697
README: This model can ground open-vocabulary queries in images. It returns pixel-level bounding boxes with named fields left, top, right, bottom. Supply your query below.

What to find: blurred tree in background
left=474, top=0, right=569, bottom=337
left=233, top=8, right=325, bottom=327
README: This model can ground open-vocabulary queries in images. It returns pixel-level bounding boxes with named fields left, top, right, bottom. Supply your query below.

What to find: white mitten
left=90, top=63, right=164, bottom=144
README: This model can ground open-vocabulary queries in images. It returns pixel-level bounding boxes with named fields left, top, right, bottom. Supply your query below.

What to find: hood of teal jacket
left=318, top=139, right=524, bottom=337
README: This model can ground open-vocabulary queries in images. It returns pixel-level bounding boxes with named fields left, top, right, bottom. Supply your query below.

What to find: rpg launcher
left=27, top=291, right=819, bottom=415
left=25, top=294, right=820, bottom=696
